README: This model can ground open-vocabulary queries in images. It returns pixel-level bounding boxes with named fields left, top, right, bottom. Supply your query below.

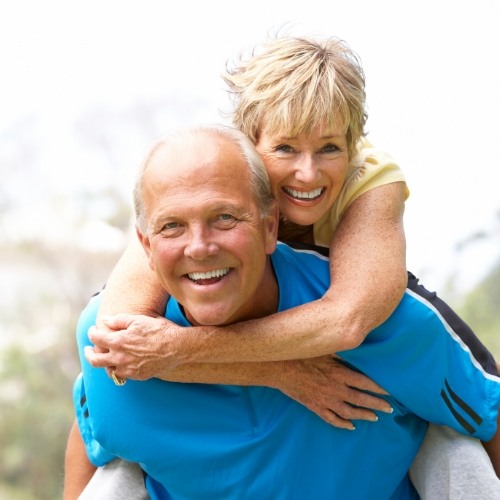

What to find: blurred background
left=1, top=0, right=499, bottom=498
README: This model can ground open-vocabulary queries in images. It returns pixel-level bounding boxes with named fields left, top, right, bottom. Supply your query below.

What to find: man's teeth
left=188, top=268, right=230, bottom=281
left=284, top=187, right=323, bottom=199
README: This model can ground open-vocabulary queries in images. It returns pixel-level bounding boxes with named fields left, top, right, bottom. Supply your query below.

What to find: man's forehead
left=142, top=135, right=252, bottom=208
left=147, top=132, right=246, bottom=177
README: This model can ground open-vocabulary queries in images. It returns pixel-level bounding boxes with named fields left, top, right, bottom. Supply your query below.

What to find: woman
left=90, top=35, right=407, bottom=426
left=77, top=35, right=499, bottom=497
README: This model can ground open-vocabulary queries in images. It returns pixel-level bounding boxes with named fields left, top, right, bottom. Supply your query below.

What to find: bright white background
left=1, top=0, right=499, bottom=294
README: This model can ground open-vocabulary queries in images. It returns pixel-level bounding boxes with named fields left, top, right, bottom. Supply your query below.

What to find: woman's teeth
left=284, top=187, right=323, bottom=200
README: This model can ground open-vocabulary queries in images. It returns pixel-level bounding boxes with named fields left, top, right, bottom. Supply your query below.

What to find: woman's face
left=255, top=123, right=350, bottom=226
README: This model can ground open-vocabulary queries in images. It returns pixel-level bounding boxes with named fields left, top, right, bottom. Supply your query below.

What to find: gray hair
left=134, top=124, right=275, bottom=233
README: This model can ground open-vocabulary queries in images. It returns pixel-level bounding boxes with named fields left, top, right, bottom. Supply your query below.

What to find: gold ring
left=111, top=370, right=127, bottom=386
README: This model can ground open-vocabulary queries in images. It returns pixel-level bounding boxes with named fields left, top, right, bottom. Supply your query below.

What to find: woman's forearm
left=97, top=237, right=169, bottom=324
left=169, top=357, right=392, bottom=428
left=174, top=182, right=407, bottom=364
left=93, top=182, right=406, bottom=365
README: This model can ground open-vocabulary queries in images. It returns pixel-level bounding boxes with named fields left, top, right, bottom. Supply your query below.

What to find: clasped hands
left=85, top=314, right=180, bottom=381
left=85, top=314, right=392, bottom=430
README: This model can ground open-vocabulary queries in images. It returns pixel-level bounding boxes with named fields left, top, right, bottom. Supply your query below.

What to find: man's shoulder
left=274, top=241, right=330, bottom=278
left=76, top=292, right=101, bottom=345
left=278, top=240, right=330, bottom=258
left=272, top=242, right=331, bottom=309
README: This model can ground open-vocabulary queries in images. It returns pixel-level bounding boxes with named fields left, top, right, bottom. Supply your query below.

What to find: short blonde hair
left=223, top=36, right=367, bottom=159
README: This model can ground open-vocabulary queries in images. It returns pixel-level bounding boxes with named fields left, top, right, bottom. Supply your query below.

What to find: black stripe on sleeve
left=440, top=389, right=476, bottom=434
left=444, top=379, right=483, bottom=426
left=407, top=272, right=499, bottom=376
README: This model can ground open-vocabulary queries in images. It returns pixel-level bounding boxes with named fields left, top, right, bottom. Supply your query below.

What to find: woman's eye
left=321, top=143, right=339, bottom=153
left=275, top=144, right=293, bottom=153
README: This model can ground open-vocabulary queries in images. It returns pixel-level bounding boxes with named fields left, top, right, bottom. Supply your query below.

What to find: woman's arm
left=188, top=181, right=407, bottom=359
left=97, top=237, right=168, bottom=321
left=63, top=420, right=97, bottom=500
left=91, top=181, right=406, bottom=365
left=85, top=348, right=392, bottom=429
left=87, top=181, right=403, bottom=427
left=324, top=181, right=407, bottom=344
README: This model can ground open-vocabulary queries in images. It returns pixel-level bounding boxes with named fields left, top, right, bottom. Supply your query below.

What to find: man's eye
left=163, top=222, right=179, bottom=230
left=215, top=214, right=238, bottom=228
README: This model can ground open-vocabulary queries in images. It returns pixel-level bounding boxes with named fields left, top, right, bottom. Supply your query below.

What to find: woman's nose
left=294, top=155, right=320, bottom=183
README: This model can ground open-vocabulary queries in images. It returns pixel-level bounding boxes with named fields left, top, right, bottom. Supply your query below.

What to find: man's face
left=137, top=132, right=279, bottom=326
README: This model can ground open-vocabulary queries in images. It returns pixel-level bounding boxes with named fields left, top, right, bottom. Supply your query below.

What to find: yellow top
left=313, top=138, right=410, bottom=247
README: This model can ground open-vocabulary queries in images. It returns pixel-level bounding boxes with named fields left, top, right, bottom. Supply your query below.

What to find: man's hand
left=86, top=314, right=183, bottom=380
left=276, top=356, right=393, bottom=430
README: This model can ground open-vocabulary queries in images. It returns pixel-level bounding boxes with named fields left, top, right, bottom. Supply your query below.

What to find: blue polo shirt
left=74, top=242, right=500, bottom=499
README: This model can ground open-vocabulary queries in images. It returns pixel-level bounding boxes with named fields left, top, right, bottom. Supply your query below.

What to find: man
left=67, top=124, right=500, bottom=499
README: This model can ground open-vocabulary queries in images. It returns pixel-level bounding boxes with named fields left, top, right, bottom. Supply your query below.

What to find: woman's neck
left=278, top=219, right=315, bottom=245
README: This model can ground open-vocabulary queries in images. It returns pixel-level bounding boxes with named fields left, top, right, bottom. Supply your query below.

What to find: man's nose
left=294, top=155, right=321, bottom=183
left=183, top=229, right=219, bottom=260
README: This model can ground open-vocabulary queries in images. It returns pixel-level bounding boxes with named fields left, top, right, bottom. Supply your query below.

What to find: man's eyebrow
left=169, top=206, right=242, bottom=218
left=211, top=203, right=243, bottom=213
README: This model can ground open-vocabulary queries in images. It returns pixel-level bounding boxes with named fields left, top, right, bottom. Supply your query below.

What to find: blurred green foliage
left=0, top=241, right=122, bottom=500
left=0, top=341, right=76, bottom=499
left=458, top=261, right=500, bottom=361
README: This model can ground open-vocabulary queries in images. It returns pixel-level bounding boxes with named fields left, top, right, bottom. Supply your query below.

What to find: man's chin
left=184, top=306, right=238, bottom=327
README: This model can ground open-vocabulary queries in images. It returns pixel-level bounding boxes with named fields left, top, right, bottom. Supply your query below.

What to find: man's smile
left=187, top=268, right=231, bottom=284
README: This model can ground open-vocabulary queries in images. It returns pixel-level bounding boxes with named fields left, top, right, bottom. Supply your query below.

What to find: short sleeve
left=313, top=138, right=409, bottom=246
left=73, top=373, right=117, bottom=467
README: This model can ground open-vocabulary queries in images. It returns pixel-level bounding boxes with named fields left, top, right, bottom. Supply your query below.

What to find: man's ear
left=263, top=201, right=279, bottom=254
left=135, top=225, right=155, bottom=271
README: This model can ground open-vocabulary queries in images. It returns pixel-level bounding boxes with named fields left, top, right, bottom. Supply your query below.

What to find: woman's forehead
left=258, top=119, right=346, bottom=140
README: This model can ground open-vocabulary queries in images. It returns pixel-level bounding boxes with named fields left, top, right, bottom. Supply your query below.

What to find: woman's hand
left=85, top=314, right=184, bottom=380
left=85, top=315, right=393, bottom=430
left=276, top=355, right=393, bottom=430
